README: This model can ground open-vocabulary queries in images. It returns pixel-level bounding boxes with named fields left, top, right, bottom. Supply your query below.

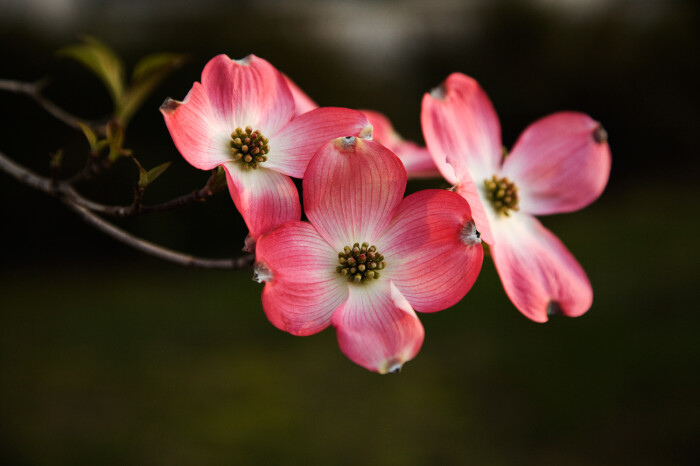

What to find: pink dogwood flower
left=422, top=73, right=611, bottom=322
left=161, top=54, right=371, bottom=248
left=281, top=75, right=438, bottom=179
left=254, top=137, right=483, bottom=373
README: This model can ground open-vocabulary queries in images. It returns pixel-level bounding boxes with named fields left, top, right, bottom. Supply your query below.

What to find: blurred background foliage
left=0, top=0, right=698, bottom=464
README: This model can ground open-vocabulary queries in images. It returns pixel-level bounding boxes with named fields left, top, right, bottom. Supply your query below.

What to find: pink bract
left=422, top=72, right=611, bottom=322
left=281, top=75, right=439, bottom=179
left=255, top=137, right=483, bottom=373
left=161, top=54, right=371, bottom=249
left=361, top=110, right=441, bottom=179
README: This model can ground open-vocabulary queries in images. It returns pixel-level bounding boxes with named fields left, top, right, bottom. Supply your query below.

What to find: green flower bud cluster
left=230, top=126, right=270, bottom=169
left=337, top=242, right=386, bottom=284
left=484, top=174, right=519, bottom=216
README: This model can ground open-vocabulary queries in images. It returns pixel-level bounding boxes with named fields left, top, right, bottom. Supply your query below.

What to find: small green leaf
left=77, top=122, right=98, bottom=152
left=49, top=149, right=64, bottom=169
left=132, top=53, right=187, bottom=81
left=93, top=139, right=110, bottom=154
left=132, top=157, right=172, bottom=188
left=106, top=120, right=123, bottom=145
left=58, top=37, right=126, bottom=107
left=131, top=157, right=149, bottom=186
left=141, top=161, right=172, bottom=188
left=117, top=53, right=187, bottom=126
left=106, top=120, right=125, bottom=161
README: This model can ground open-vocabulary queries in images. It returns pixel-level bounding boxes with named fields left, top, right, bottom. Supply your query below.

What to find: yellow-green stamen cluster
left=484, top=174, right=519, bottom=216
left=230, top=126, right=269, bottom=169
left=337, top=242, right=385, bottom=284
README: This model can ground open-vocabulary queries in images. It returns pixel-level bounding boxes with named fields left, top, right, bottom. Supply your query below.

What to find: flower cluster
left=162, top=55, right=611, bottom=373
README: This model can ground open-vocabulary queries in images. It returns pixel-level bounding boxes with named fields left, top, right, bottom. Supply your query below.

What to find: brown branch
left=135, top=181, right=221, bottom=215
left=0, top=78, right=96, bottom=132
left=0, top=149, right=252, bottom=269
left=65, top=201, right=251, bottom=268
left=63, top=155, right=111, bottom=185
left=0, top=147, right=53, bottom=192
left=61, top=172, right=224, bottom=218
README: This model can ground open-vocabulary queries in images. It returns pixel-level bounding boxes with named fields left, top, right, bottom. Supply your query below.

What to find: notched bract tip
left=336, top=135, right=358, bottom=150
left=430, top=83, right=447, bottom=100
left=384, top=359, right=403, bottom=374
left=253, top=261, right=273, bottom=283
left=546, top=301, right=563, bottom=317
left=461, top=221, right=482, bottom=246
left=359, top=124, right=374, bottom=140
left=234, top=55, right=254, bottom=66
left=243, top=234, right=257, bottom=253
left=159, top=97, right=181, bottom=114
left=593, top=123, right=608, bottom=144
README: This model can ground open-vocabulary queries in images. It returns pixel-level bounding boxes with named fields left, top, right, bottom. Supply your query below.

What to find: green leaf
left=77, top=122, right=98, bottom=152
left=132, top=157, right=172, bottom=188
left=93, top=139, right=110, bottom=154
left=106, top=120, right=125, bottom=162
left=140, top=161, right=172, bottom=188
left=49, top=149, right=64, bottom=169
left=117, top=53, right=187, bottom=126
left=132, top=53, right=187, bottom=81
left=58, top=37, right=125, bottom=107
left=132, top=156, right=147, bottom=183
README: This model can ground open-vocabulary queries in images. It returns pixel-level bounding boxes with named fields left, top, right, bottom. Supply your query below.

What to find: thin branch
left=62, top=174, right=224, bottom=218
left=62, top=155, right=111, bottom=185
left=0, top=147, right=53, bottom=192
left=0, top=78, right=94, bottom=131
left=0, top=149, right=252, bottom=269
left=134, top=183, right=221, bottom=215
left=65, top=201, right=251, bottom=269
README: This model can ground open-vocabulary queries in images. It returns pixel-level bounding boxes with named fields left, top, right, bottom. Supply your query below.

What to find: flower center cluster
left=484, top=174, right=519, bottom=216
left=336, top=242, right=386, bottom=284
left=230, top=126, right=269, bottom=169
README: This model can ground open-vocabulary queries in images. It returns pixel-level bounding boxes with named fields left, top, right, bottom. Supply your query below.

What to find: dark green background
left=1, top=0, right=698, bottom=464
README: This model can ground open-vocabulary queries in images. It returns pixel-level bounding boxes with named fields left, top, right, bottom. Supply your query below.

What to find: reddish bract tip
left=234, top=55, right=255, bottom=66
left=546, top=301, right=563, bottom=317
left=359, top=124, right=374, bottom=140
left=253, top=261, right=273, bottom=283
left=430, top=83, right=447, bottom=100
left=593, top=123, right=608, bottom=144
left=159, top=97, right=180, bottom=114
left=383, top=359, right=403, bottom=374
left=461, top=221, right=482, bottom=246
left=243, top=234, right=257, bottom=253
left=335, top=135, right=359, bottom=151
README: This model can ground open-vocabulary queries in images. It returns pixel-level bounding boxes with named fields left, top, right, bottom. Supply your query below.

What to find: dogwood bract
left=281, top=75, right=438, bottom=179
left=254, top=137, right=483, bottom=373
left=161, top=54, right=371, bottom=248
left=422, top=73, right=611, bottom=322
left=362, top=110, right=440, bottom=179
